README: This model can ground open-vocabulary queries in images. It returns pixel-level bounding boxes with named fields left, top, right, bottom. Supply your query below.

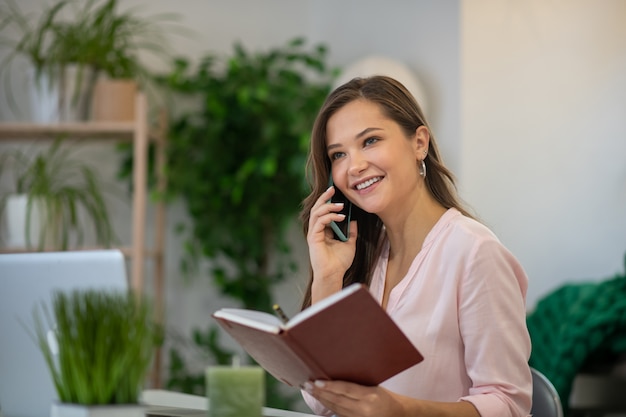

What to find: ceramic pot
left=3, top=194, right=44, bottom=249
left=91, top=78, right=137, bottom=122
left=27, top=65, right=97, bottom=123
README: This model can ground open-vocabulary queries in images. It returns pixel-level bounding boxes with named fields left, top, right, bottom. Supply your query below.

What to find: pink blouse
left=303, top=208, right=532, bottom=417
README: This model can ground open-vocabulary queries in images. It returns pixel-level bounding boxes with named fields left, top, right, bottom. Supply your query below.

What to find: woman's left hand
left=305, top=380, right=408, bottom=417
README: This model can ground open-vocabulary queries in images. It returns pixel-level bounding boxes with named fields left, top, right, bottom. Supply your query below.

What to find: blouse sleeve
left=457, top=238, right=532, bottom=417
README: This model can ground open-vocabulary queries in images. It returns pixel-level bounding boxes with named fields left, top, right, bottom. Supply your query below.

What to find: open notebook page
left=212, top=283, right=364, bottom=333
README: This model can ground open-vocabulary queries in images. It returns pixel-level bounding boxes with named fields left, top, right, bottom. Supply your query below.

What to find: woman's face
left=325, top=99, right=429, bottom=218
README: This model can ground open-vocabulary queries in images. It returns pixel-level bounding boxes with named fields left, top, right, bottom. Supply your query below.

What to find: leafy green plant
left=128, top=37, right=337, bottom=408
left=27, top=289, right=161, bottom=404
left=0, top=138, right=116, bottom=250
left=0, top=0, right=182, bottom=117
left=157, top=37, right=336, bottom=309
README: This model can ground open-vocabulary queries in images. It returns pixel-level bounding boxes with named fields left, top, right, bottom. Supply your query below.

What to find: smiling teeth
left=356, top=177, right=381, bottom=190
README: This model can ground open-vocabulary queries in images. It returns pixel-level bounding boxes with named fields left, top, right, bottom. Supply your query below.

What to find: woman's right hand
left=307, top=186, right=358, bottom=302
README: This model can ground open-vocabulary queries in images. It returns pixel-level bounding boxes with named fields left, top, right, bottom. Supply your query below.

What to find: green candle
left=206, top=363, right=265, bottom=417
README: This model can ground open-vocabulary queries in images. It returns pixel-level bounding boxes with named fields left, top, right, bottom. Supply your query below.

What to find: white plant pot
left=50, top=402, right=145, bottom=417
left=27, top=65, right=97, bottom=123
left=3, top=194, right=44, bottom=249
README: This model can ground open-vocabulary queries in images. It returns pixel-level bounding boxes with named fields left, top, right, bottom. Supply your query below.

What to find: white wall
left=461, top=0, right=626, bottom=309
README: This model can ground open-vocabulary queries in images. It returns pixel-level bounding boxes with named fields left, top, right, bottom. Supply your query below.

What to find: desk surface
left=141, top=390, right=317, bottom=417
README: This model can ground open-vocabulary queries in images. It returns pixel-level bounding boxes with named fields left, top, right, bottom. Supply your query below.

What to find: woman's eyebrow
left=327, top=127, right=383, bottom=151
left=356, top=127, right=383, bottom=139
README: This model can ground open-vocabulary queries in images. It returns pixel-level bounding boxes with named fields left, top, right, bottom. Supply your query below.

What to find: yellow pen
left=272, top=303, right=290, bottom=324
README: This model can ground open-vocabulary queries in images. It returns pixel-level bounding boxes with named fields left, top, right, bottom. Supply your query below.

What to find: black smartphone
left=327, top=175, right=352, bottom=242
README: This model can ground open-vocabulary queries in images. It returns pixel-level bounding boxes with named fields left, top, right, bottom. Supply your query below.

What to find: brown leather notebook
left=212, top=283, right=423, bottom=388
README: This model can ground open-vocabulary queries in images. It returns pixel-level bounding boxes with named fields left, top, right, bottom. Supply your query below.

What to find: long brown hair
left=299, top=75, right=471, bottom=309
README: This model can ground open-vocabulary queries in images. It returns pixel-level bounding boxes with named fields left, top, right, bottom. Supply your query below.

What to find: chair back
left=531, top=367, right=564, bottom=417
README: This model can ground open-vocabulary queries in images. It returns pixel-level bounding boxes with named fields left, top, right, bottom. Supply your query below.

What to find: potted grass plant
left=0, top=138, right=116, bottom=250
left=27, top=289, right=161, bottom=417
left=0, top=0, right=180, bottom=121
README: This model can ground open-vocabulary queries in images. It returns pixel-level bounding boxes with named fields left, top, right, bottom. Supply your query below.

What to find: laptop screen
left=0, top=250, right=129, bottom=417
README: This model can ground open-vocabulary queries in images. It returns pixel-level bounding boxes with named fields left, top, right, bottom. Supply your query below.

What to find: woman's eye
left=330, top=152, right=345, bottom=161
left=364, top=137, right=379, bottom=146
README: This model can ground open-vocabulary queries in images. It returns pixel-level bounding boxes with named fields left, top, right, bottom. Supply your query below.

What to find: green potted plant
left=0, top=0, right=180, bottom=121
left=140, top=37, right=337, bottom=409
left=28, top=289, right=160, bottom=416
left=0, top=138, right=116, bottom=250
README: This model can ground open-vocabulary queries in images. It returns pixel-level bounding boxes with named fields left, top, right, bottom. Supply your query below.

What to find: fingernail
left=314, top=380, right=326, bottom=388
left=303, top=381, right=314, bottom=393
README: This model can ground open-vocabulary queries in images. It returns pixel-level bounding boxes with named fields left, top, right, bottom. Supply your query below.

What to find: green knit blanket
left=526, top=264, right=626, bottom=415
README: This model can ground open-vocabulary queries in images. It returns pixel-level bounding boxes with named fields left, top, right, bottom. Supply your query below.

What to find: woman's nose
left=347, top=154, right=368, bottom=176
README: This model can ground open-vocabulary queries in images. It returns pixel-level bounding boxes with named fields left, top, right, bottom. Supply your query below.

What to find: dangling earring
left=419, top=159, right=426, bottom=178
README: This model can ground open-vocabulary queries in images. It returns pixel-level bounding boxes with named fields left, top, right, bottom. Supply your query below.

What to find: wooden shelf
left=0, top=246, right=161, bottom=258
left=0, top=94, right=159, bottom=293
left=0, top=121, right=163, bottom=141
left=0, top=121, right=135, bottom=139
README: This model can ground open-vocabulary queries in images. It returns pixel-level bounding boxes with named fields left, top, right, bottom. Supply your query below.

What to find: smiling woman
left=298, top=75, right=533, bottom=417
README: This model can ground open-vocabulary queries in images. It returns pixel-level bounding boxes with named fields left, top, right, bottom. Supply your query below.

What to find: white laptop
left=0, top=250, right=129, bottom=417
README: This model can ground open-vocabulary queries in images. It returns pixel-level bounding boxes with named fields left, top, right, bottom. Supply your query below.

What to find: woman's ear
left=414, top=125, right=430, bottom=158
